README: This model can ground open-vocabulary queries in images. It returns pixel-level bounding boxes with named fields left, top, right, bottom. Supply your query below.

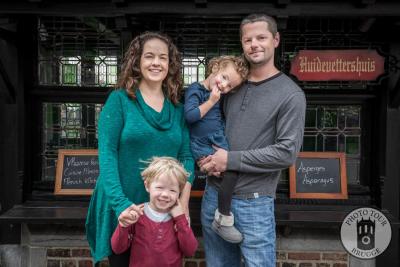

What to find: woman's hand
left=118, top=203, right=144, bottom=227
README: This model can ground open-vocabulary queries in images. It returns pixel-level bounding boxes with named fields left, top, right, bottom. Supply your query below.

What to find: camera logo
left=341, top=207, right=392, bottom=259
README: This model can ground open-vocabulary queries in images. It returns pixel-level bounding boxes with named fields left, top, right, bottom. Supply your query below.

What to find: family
left=85, top=13, right=306, bottom=267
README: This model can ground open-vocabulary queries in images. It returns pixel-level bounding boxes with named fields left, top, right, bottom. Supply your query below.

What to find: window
left=38, top=16, right=120, bottom=87
left=302, top=105, right=362, bottom=185
left=34, top=16, right=121, bottom=186
left=56, top=56, right=118, bottom=87
left=95, top=56, right=118, bottom=86
left=182, top=57, right=206, bottom=86
left=59, top=57, right=81, bottom=86
left=42, top=103, right=102, bottom=181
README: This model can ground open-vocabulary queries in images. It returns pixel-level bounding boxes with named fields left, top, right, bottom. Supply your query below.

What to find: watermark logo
left=340, top=207, right=392, bottom=259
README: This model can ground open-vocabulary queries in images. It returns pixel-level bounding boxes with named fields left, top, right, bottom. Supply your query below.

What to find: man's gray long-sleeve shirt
left=208, top=72, right=306, bottom=197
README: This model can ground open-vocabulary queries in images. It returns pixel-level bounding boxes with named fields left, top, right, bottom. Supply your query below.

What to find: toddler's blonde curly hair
left=206, top=55, right=249, bottom=81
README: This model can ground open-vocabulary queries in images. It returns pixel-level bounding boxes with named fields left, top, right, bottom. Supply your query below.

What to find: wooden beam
left=360, top=0, right=376, bottom=5
left=358, top=17, right=376, bottom=32
left=390, top=77, right=400, bottom=108
left=277, top=16, right=288, bottom=30
left=0, top=57, right=16, bottom=103
left=276, top=0, right=291, bottom=8
left=79, top=17, right=120, bottom=46
left=0, top=27, right=16, bottom=44
left=0, top=2, right=400, bottom=17
left=115, top=16, right=128, bottom=29
left=355, top=0, right=376, bottom=9
left=111, top=0, right=126, bottom=7
left=195, top=0, right=207, bottom=8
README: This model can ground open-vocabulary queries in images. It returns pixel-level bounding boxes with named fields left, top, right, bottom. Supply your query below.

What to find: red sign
left=290, top=50, right=385, bottom=81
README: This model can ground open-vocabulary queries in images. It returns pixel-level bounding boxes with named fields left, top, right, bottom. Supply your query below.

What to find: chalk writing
left=61, top=155, right=99, bottom=189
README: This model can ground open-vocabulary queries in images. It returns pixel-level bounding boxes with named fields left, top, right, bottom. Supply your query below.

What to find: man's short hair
left=240, top=14, right=278, bottom=38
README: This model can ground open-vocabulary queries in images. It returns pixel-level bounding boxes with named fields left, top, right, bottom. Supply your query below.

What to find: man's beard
left=248, top=57, right=267, bottom=67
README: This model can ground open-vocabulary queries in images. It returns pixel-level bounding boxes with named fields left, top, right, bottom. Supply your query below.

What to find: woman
left=85, top=32, right=194, bottom=266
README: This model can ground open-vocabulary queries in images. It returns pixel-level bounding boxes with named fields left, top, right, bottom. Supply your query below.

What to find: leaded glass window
left=183, top=57, right=206, bottom=86
left=37, top=16, right=120, bottom=182
left=302, top=105, right=362, bottom=184
left=42, top=103, right=102, bottom=181
left=59, top=57, right=81, bottom=86
left=95, top=56, right=118, bottom=86
left=49, top=55, right=118, bottom=87
left=38, top=17, right=121, bottom=87
left=60, top=104, right=83, bottom=139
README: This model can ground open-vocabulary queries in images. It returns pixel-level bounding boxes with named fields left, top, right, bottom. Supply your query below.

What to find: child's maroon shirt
left=111, top=213, right=198, bottom=267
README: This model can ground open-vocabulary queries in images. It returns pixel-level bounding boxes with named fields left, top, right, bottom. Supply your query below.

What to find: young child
left=184, top=55, right=249, bottom=243
left=111, top=157, right=198, bottom=267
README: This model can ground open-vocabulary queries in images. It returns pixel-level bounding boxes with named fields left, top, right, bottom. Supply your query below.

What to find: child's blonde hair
left=206, top=55, right=249, bottom=80
left=141, top=157, right=189, bottom=191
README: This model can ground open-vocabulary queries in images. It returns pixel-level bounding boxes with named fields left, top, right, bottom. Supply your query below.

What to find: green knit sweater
left=85, top=89, right=194, bottom=263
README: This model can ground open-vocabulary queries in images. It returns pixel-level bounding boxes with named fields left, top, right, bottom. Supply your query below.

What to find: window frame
left=27, top=86, right=109, bottom=199
left=290, top=88, right=377, bottom=201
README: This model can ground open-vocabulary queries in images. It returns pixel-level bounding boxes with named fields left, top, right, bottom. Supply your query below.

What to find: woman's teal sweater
left=85, top=89, right=194, bottom=263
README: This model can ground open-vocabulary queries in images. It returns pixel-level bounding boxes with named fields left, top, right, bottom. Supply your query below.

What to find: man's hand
left=212, top=147, right=228, bottom=172
left=198, top=148, right=228, bottom=175
left=118, top=203, right=144, bottom=227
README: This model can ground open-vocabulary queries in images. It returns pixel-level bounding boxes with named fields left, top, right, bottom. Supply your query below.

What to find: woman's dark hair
left=116, top=31, right=183, bottom=105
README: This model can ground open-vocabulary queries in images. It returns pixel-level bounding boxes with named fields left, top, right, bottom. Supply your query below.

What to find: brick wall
left=46, top=248, right=96, bottom=267
left=43, top=247, right=207, bottom=267
left=277, top=251, right=348, bottom=267
left=43, top=247, right=348, bottom=267
left=19, top=224, right=372, bottom=267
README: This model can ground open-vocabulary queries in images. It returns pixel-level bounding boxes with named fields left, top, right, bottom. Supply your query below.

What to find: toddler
left=111, top=157, right=198, bottom=267
left=184, top=55, right=249, bottom=243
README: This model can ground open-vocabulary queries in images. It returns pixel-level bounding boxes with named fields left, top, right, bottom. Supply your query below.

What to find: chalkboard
left=289, top=152, right=348, bottom=199
left=54, top=149, right=99, bottom=195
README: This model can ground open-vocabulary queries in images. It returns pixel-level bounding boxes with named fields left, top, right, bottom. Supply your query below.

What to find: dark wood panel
left=2, top=202, right=398, bottom=228
left=1, top=2, right=400, bottom=16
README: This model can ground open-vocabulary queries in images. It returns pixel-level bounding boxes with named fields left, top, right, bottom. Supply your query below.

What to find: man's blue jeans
left=201, top=185, right=276, bottom=267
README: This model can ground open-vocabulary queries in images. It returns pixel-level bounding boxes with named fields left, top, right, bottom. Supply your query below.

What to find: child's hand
left=209, top=84, right=221, bottom=104
left=118, top=203, right=144, bottom=227
left=170, top=199, right=184, bottom=218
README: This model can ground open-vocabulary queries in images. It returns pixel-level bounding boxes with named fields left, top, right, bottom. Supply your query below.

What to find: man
left=199, top=14, right=306, bottom=267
